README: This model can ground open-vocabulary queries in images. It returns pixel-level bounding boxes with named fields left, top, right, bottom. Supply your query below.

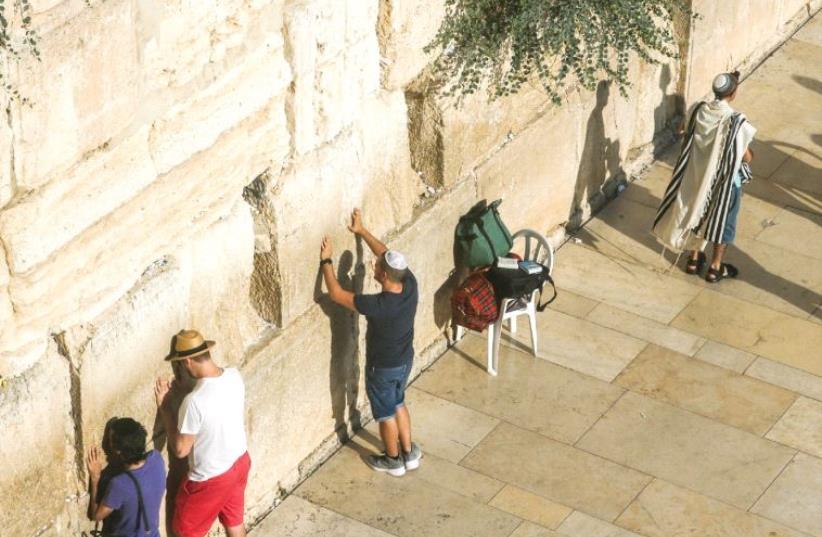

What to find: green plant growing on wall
left=0, top=0, right=40, bottom=103
left=425, top=0, right=691, bottom=104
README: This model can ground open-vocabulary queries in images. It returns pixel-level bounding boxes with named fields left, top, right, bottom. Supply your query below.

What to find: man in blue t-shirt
left=86, top=417, right=166, bottom=537
left=320, top=209, right=421, bottom=477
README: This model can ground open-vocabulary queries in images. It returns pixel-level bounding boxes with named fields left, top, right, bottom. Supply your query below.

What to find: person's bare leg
left=710, top=243, right=726, bottom=270
left=395, top=405, right=412, bottom=453
left=225, top=525, right=246, bottom=537
left=689, top=249, right=701, bottom=262
left=378, top=418, right=400, bottom=457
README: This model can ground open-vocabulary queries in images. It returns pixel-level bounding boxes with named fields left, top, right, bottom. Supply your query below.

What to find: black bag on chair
left=487, top=262, right=557, bottom=312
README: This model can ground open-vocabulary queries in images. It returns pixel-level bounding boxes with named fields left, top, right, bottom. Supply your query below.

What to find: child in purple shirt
left=86, top=417, right=166, bottom=537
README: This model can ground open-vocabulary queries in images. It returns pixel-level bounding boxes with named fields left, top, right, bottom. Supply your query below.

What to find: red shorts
left=173, top=452, right=251, bottom=537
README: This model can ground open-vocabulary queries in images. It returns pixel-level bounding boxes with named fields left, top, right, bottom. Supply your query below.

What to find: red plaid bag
left=451, top=272, right=499, bottom=331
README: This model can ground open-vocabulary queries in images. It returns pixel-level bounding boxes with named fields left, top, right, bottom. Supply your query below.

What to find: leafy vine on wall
left=0, top=0, right=40, bottom=103
left=425, top=0, right=693, bottom=104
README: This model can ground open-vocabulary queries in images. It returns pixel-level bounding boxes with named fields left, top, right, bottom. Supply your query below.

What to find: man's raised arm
left=348, top=209, right=386, bottom=257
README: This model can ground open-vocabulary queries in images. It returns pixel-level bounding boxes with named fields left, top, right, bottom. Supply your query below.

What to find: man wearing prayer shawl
left=653, top=71, right=756, bottom=283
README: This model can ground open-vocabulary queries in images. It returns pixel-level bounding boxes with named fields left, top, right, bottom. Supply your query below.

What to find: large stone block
left=0, top=127, right=156, bottom=274
left=686, top=0, right=814, bottom=103
left=377, top=0, right=445, bottom=90
left=0, top=342, right=76, bottom=535
left=183, top=202, right=267, bottom=365
left=149, top=39, right=291, bottom=175
left=139, top=0, right=281, bottom=92
left=2, top=100, right=286, bottom=371
left=356, top=91, right=425, bottom=233
left=407, top=77, right=553, bottom=187
left=273, top=92, right=422, bottom=325
left=242, top=305, right=366, bottom=519
left=284, top=0, right=380, bottom=154
left=13, top=0, right=141, bottom=190
left=69, top=257, right=189, bottom=453
left=476, top=94, right=586, bottom=234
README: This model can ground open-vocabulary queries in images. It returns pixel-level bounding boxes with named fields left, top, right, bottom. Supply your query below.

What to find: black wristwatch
left=320, top=258, right=333, bottom=266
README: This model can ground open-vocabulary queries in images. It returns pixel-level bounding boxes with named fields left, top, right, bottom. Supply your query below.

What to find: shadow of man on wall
left=314, top=243, right=364, bottom=446
left=151, top=335, right=195, bottom=536
left=570, top=80, right=622, bottom=231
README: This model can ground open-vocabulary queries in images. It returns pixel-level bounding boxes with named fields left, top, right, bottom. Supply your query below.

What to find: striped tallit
left=652, top=100, right=756, bottom=251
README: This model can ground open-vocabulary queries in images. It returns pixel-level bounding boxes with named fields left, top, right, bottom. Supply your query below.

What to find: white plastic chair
left=456, top=229, right=555, bottom=376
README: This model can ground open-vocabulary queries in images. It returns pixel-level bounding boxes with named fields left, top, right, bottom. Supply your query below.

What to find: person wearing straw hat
left=154, top=330, right=250, bottom=537
left=320, top=208, right=421, bottom=477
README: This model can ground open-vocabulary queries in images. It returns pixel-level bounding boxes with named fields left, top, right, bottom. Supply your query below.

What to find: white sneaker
left=366, top=453, right=406, bottom=477
left=403, top=442, right=422, bottom=471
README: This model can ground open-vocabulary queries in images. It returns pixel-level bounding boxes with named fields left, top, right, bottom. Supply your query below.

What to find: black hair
left=108, top=417, right=149, bottom=465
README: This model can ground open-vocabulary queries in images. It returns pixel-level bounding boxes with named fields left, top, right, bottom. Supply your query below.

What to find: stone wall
left=0, top=0, right=817, bottom=534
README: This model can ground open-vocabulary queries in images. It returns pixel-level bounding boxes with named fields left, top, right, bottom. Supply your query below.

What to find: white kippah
left=712, top=73, right=737, bottom=95
left=384, top=250, right=408, bottom=270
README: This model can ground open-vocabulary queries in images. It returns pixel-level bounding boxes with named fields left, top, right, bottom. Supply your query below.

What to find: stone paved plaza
left=254, top=15, right=822, bottom=537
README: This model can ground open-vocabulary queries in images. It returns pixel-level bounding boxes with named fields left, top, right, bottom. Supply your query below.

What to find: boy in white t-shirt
left=155, top=330, right=250, bottom=537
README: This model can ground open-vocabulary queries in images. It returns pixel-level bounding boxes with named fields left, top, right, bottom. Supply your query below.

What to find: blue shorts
left=366, top=362, right=411, bottom=422
left=721, top=183, right=742, bottom=244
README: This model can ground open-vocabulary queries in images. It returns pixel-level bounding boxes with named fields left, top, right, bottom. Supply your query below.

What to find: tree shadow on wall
left=314, top=243, right=364, bottom=445
left=569, top=80, right=623, bottom=231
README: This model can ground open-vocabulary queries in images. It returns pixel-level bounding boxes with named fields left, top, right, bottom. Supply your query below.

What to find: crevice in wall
left=53, top=331, right=86, bottom=484
left=243, top=171, right=283, bottom=326
left=282, top=1, right=300, bottom=160
left=376, top=0, right=393, bottom=87
left=405, top=72, right=444, bottom=188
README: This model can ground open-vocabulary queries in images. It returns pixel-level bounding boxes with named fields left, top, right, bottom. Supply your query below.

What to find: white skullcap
left=712, top=73, right=738, bottom=96
left=384, top=250, right=408, bottom=270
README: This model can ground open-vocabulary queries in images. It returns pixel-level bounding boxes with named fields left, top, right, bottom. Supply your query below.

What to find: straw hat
left=165, top=330, right=216, bottom=361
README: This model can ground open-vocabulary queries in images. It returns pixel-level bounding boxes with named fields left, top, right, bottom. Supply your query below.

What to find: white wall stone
left=0, top=342, right=76, bottom=536
left=378, top=0, right=446, bottom=90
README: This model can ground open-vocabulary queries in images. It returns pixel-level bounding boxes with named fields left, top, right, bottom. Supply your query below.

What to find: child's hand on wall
left=86, top=445, right=102, bottom=482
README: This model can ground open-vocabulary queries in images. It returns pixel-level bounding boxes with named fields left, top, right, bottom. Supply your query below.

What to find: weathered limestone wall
left=0, top=0, right=817, bottom=534
left=686, top=0, right=819, bottom=103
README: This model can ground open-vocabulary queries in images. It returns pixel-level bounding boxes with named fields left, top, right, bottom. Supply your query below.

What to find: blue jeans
left=721, top=183, right=742, bottom=244
left=366, top=362, right=411, bottom=422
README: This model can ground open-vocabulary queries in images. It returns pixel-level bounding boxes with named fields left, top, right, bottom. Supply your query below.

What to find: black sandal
left=685, top=252, right=706, bottom=275
left=706, top=263, right=739, bottom=283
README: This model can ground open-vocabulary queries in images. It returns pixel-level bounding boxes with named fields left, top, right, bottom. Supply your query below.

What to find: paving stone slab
left=617, top=479, right=809, bottom=537
left=671, top=290, right=822, bottom=376
left=506, top=309, right=648, bottom=382
left=552, top=243, right=702, bottom=324
left=766, top=397, right=822, bottom=458
left=253, top=495, right=396, bottom=536
left=489, top=485, right=572, bottom=530
left=693, top=340, right=758, bottom=373
left=586, top=303, right=706, bottom=356
left=461, top=422, right=651, bottom=522
left=614, top=344, right=796, bottom=435
left=752, top=453, right=822, bottom=536
left=402, top=386, right=500, bottom=464
left=746, top=357, right=822, bottom=402
left=296, top=441, right=521, bottom=537
left=557, top=511, right=643, bottom=537
left=415, top=335, right=624, bottom=444
left=577, top=392, right=796, bottom=509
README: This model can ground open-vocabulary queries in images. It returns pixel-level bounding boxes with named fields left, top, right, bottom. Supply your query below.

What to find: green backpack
left=455, top=199, right=514, bottom=269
